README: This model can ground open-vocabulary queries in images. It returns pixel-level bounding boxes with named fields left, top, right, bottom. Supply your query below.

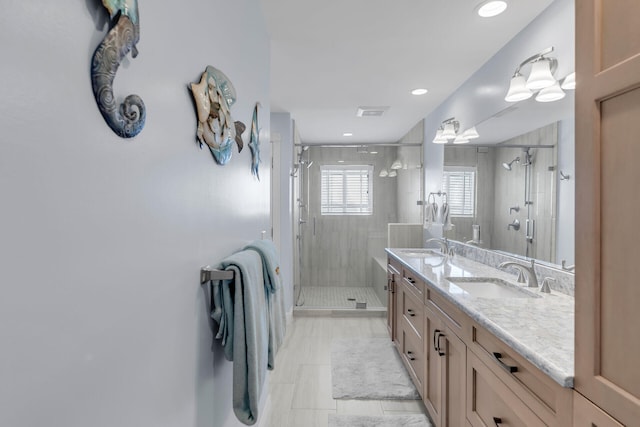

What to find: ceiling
left=259, top=0, right=556, bottom=145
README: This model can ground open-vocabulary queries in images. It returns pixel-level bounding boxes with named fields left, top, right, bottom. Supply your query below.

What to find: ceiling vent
left=356, top=106, right=389, bottom=117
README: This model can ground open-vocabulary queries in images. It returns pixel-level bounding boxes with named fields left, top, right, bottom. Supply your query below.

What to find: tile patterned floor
left=294, top=286, right=384, bottom=309
left=266, top=316, right=428, bottom=427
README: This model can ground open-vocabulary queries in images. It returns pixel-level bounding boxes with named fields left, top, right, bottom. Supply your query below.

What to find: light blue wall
left=271, top=112, right=295, bottom=313
left=0, top=1, right=271, bottom=426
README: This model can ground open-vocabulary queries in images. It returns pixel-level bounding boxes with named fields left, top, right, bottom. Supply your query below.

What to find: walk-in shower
left=291, top=144, right=411, bottom=313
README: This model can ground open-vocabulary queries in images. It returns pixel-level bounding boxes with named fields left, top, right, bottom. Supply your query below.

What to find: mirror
left=442, top=117, right=574, bottom=267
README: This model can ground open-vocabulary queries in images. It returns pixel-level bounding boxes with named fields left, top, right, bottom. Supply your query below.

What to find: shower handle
left=507, top=219, right=520, bottom=231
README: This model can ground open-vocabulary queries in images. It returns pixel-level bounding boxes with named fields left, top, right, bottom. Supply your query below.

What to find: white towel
left=441, top=202, right=452, bottom=231
left=425, top=201, right=438, bottom=229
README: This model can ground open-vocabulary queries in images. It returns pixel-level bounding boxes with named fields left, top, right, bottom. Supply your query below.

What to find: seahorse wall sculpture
left=91, top=0, right=145, bottom=138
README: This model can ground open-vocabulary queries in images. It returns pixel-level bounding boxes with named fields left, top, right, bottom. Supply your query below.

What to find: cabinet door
left=576, top=2, right=640, bottom=424
left=423, top=305, right=443, bottom=426
left=442, top=327, right=466, bottom=427
left=386, top=263, right=399, bottom=340
left=573, top=392, right=623, bottom=427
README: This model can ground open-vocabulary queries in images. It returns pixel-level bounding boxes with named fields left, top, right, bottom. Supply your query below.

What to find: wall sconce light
left=505, top=46, right=574, bottom=103
left=379, top=169, right=389, bottom=177
left=432, top=118, right=479, bottom=144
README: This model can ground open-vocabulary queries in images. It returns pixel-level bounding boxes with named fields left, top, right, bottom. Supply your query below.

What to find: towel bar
left=200, top=266, right=234, bottom=284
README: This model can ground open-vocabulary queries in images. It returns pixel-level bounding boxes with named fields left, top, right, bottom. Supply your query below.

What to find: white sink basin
left=399, top=249, right=445, bottom=258
left=445, top=277, right=540, bottom=299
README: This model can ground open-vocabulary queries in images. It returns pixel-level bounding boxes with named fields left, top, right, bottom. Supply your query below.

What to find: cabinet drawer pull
left=406, top=277, right=416, bottom=284
left=436, top=331, right=445, bottom=356
left=493, top=417, right=502, bottom=426
left=493, top=352, right=518, bottom=373
left=407, top=309, right=416, bottom=317
left=406, top=351, right=416, bottom=361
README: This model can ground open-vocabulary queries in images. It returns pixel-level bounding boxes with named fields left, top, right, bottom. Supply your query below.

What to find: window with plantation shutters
left=321, top=165, right=373, bottom=215
left=442, top=167, right=476, bottom=217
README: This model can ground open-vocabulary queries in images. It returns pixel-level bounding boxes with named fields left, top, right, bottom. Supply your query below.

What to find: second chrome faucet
left=498, top=259, right=538, bottom=288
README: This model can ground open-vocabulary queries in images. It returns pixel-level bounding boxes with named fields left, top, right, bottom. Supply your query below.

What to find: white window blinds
left=442, top=167, right=476, bottom=217
left=321, top=165, right=373, bottom=215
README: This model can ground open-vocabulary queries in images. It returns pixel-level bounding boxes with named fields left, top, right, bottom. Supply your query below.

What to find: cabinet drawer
left=388, top=257, right=401, bottom=276
left=425, top=286, right=466, bottom=339
left=401, top=326, right=425, bottom=393
left=470, top=324, right=572, bottom=426
left=467, top=350, right=546, bottom=427
left=402, top=268, right=425, bottom=299
left=573, top=392, right=623, bottom=427
left=401, top=282, right=424, bottom=338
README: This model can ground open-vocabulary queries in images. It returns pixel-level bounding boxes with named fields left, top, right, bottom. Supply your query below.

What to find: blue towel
left=243, top=240, right=286, bottom=369
left=216, top=249, right=269, bottom=425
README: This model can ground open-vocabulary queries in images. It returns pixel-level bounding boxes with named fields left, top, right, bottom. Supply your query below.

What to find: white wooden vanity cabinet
left=386, top=255, right=573, bottom=427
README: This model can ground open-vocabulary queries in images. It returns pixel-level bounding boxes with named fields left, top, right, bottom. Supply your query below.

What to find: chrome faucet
left=426, top=237, right=450, bottom=255
left=498, top=259, right=538, bottom=288
left=561, top=260, right=575, bottom=272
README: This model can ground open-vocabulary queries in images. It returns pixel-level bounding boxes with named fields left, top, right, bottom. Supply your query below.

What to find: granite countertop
left=386, top=248, right=575, bottom=388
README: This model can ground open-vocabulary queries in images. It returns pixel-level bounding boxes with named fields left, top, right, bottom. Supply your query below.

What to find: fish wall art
left=249, top=103, right=261, bottom=180
left=189, top=66, right=244, bottom=165
left=91, top=0, right=146, bottom=138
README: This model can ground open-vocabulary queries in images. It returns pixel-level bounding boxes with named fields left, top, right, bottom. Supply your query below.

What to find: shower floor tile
left=296, top=286, right=384, bottom=309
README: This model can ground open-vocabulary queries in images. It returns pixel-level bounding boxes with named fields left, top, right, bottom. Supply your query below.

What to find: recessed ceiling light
left=343, top=132, right=353, bottom=137
left=370, top=151, right=378, bottom=154
left=411, top=88, right=428, bottom=96
left=477, top=0, right=507, bottom=18
left=338, top=160, right=345, bottom=163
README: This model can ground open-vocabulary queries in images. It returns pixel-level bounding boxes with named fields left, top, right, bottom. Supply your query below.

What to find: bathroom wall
left=0, top=2, right=272, bottom=427
left=270, top=113, right=295, bottom=313
left=301, top=146, right=398, bottom=288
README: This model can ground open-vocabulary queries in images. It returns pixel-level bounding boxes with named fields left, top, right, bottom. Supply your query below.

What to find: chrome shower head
left=502, top=156, right=520, bottom=170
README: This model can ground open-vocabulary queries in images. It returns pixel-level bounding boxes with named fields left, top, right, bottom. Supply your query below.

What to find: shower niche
left=443, top=122, right=560, bottom=263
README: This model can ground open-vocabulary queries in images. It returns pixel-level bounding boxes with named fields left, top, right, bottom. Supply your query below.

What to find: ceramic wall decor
left=91, top=0, right=146, bottom=138
left=189, top=66, right=244, bottom=165
left=249, top=103, right=261, bottom=180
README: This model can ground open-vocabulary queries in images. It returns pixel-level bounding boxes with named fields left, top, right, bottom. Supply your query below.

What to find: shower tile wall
left=492, top=123, right=558, bottom=261
left=301, top=146, right=399, bottom=288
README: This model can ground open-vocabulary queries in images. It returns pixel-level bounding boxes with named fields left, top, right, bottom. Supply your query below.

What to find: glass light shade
left=477, top=0, right=507, bottom=17
left=561, top=72, right=576, bottom=90
left=379, top=169, right=388, bottom=177
left=535, top=81, right=566, bottom=102
left=390, top=159, right=403, bottom=170
left=461, top=127, right=479, bottom=139
left=505, top=74, right=533, bottom=102
left=453, top=135, right=469, bottom=144
left=432, top=129, right=447, bottom=144
left=526, top=59, right=556, bottom=90
left=441, top=122, right=457, bottom=139
left=388, top=170, right=397, bottom=177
